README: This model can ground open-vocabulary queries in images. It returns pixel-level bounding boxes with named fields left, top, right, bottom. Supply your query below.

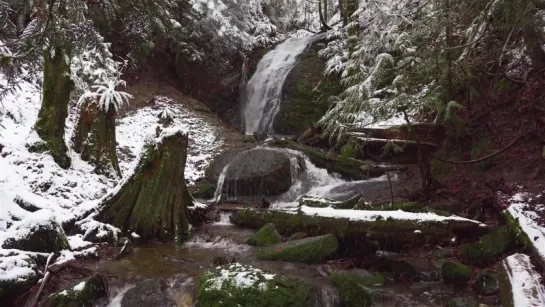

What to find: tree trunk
left=319, top=0, right=332, bottom=31
left=97, top=130, right=194, bottom=244
left=33, top=46, right=72, bottom=169
left=522, top=20, right=545, bottom=70
left=73, top=101, right=121, bottom=177
left=339, top=0, right=347, bottom=26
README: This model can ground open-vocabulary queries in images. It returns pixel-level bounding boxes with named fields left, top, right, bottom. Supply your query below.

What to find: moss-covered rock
left=330, top=271, right=376, bottom=307
left=461, top=226, right=513, bottom=265
left=2, top=210, right=70, bottom=253
left=442, top=261, right=471, bottom=285
left=272, top=39, right=342, bottom=135
left=247, top=223, right=282, bottom=247
left=41, top=274, right=107, bottom=307
left=256, top=234, right=338, bottom=263
left=287, top=232, right=308, bottom=241
left=0, top=253, right=38, bottom=301
left=197, top=263, right=315, bottom=307
left=189, top=182, right=215, bottom=199
left=472, top=270, right=499, bottom=296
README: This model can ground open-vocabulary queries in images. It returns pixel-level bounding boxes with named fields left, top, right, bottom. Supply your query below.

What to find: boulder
left=197, top=263, right=315, bottom=307
left=246, top=223, right=281, bottom=247
left=287, top=232, right=308, bottom=241
left=473, top=270, right=499, bottom=296
left=461, top=226, right=513, bottom=265
left=330, top=270, right=379, bottom=307
left=256, top=234, right=338, bottom=263
left=222, top=148, right=304, bottom=197
left=442, top=261, right=471, bottom=285
left=2, top=210, right=70, bottom=253
left=0, top=253, right=38, bottom=301
left=373, top=254, right=441, bottom=282
left=121, top=279, right=176, bottom=307
left=189, top=182, right=215, bottom=200
left=41, top=274, right=107, bottom=307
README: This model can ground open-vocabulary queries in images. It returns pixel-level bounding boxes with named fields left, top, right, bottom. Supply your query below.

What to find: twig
left=387, top=172, right=394, bottom=208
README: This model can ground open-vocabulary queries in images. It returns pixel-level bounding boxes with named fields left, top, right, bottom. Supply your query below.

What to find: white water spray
left=244, top=35, right=317, bottom=135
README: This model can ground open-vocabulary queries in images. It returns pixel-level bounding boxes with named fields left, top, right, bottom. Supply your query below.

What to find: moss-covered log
left=231, top=209, right=487, bottom=251
left=33, top=46, right=72, bottom=169
left=98, top=129, right=195, bottom=244
left=269, top=139, right=404, bottom=180
left=73, top=102, right=121, bottom=177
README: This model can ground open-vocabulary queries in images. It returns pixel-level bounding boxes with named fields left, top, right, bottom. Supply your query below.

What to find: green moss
left=247, top=223, right=282, bottom=247
left=287, top=232, right=308, bottom=241
left=41, top=274, right=107, bottom=307
left=442, top=261, right=471, bottom=285
left=2, top=220, right=70, bottom=253
left=189, top=182, right=215, bottom=199
left=461, top=226, right=513, bottom=265
left=473, top=270, right=499, bottom=295
left=330, top=271, right=374, bottom=307
left=503, top=211, right=534, bottom=252
left=197, top=264, right=315, bottom=307
left=256, top=234, right=338, bottom=263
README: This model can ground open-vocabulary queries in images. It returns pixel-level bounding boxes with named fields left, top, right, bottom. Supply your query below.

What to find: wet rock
left=256, top=234, right=338, bottom=263
left=0, top=253, right=38, bottom=301
left=223, top=148, right=304, bottom=197
left=373, top=254, right=441, bottom=282
left=114, top=237, right=133, bottom=260
left=431, top=247, right=454, bottom=260
left=41, top=274, right=107, bottom=307
left=473, top=270, right=499, bottom=296
left=461, top=226, right=513, bottom=265
left=121, top=279, right=176, bottom=307
left=442, top=261, right=471, bottom=285
left=2, top=210, right=70, bottom=253
left=246, top=223, right=281, bottom=247
left=330, top=270, right=377, bottom=307
left=189, top=182, right=215, bottom=199
left=212, top=256, right=236, bottom=266
left=445, top=297, right=479, bottom=307
left=197, top=263, right=315, bottom=307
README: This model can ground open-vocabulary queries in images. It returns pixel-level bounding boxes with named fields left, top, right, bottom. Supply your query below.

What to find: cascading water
left=244, top=35, right=317, bottom=135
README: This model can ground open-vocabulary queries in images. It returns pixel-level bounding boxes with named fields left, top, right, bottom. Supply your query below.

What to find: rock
left=0, top=253, right=38, bottom=301
left=473, top=270, right=499, bottom=296
left=461, top=226, right=513, bottom=265
left=197, top=263, right=315, bottom=307
left=272, top=38, right=342, bottom=135
left=223, top=148, right=304, bottom=197
left=114, top=237, right=133, bottom=260
left=74, top=219, right=120, bottom=244
left=330, top=271, right=376, bottom=307
left=373, top=254, right=440, bottom=282
left=445, top=297, right=479, bottom=307
left=431, top=247, right=454, bottom=259
left=212, top=256, right=236, bottom=266
left=246, top=223, right=281, bottom=247
left=2, top=210, right=70, bottom=253
left=121, top=279, right=176, bottom=307
left=41, top=274, right=107, bottom=307
left=442, top=261, right=471, bottom=285
left=499, top=253, right=545, bottom=307
left=256, top=234, right=338, bottom=263
left=189, top=182, right=215, bottom=199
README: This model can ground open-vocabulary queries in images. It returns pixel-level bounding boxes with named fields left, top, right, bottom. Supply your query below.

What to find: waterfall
left=244, top=35, right=317, bottom=135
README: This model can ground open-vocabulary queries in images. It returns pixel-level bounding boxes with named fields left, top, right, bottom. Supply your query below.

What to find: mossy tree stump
left=98, top=129, right=194, bottom=244
left=33, top=46, right=72, bottom=169
left=73, top=101, right=121, bottom=177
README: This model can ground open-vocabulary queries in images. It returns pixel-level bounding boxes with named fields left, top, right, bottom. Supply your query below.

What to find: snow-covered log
left=499, top=253, right=545, bottom=307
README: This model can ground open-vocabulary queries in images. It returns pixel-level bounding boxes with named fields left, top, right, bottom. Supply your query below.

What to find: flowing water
left=244, top=35, right=317, bottom=135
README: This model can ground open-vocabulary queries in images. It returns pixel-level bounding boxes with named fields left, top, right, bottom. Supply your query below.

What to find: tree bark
left=339, top=0, right=347, bottom=26
left=73, top=101, right=121, bottom=177
left=33, top=46, right=72, bottom=169
left=98, top=130, right=194, bottom=244
left=319, top=0, right=332, bottom=31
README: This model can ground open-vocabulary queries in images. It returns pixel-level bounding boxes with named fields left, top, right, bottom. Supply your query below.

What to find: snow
left=67, top=235, right=93, bottom=250
left=507, top=194, right=545, bottom=265
left=0, top=252, right=36, bottom=283
left=73, top=280, right=87, bottom=291
left=502, top=253, right=545, bottom=307
left=205, top=263, right=275, bottom=291
left=292, top=206, right=486, bottom=225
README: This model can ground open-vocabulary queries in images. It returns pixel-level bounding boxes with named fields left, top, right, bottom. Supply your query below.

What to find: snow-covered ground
left=0, top=78, right=222, bottom=283
left=501, top=253, right=545, bottom=307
